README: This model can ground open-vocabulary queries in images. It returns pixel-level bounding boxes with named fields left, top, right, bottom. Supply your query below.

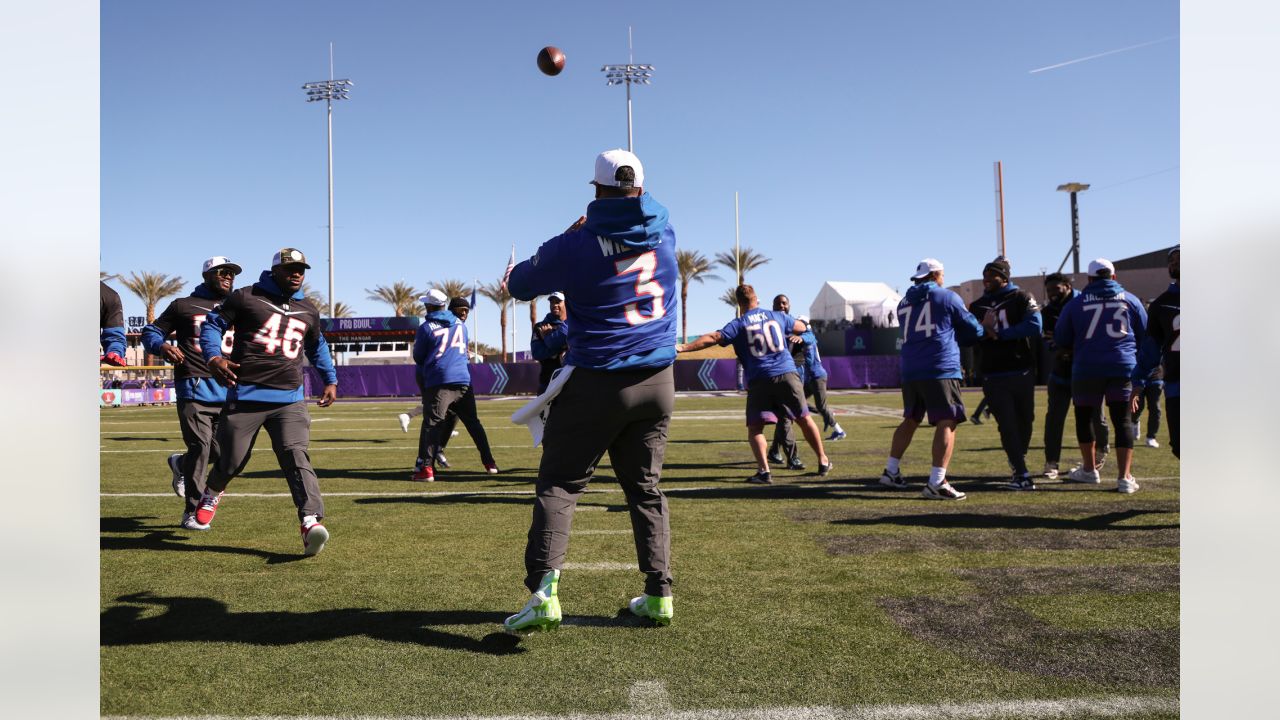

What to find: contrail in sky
left=1029, top=35, right=1178, bottom=74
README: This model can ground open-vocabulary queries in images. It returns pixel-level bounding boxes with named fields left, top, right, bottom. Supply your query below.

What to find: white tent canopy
left=807, top=281, right=901, bottom=327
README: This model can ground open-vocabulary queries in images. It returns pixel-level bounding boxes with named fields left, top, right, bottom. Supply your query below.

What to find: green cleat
left=627, top=593, right=674, bottom=626
left=503, top=570, right=562, bottom=635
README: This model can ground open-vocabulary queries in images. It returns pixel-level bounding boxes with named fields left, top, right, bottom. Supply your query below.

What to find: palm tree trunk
left=498, top=310, right=508, bottom=360
left=680, top=283, right=689, bottom=343
left=529, top=298, right=538, bottom=324
left=144, top=303, right=157, bottom=366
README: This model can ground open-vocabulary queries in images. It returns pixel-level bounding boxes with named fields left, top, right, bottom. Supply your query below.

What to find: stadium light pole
left=1056, top=182, right=1090, bottom=275
left=601, top=27, right=654, bottom=151
left=302, top=48, right=353, bottom=319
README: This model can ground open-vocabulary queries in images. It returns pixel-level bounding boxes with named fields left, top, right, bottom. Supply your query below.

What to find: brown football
left=537, top=46, right=565, bottom=76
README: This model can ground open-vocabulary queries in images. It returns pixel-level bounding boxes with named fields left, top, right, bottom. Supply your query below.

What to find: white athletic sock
left=928, top=466, right=947, bottom=487
left=886, top=457, right=901, bottom=474
left=834, top=423, right=844, bottom=434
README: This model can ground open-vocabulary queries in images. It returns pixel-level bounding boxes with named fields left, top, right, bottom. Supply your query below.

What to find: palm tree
left=119, top=272, right=186, bottom=365
left=100, top=271, right=117, bottom=281
left=713, top=246, right=771, bottom=287
left=120, top=272, right=186, bottom=325
left=301, top=282, right=328, bottom=310
left=677, top=249, right=721, bottom=342
left=330, top=302, right=355, bottom=318
left=365, top=281, right=420, bottom=317
left=719, top=287, right=740, bottom=309
left=431, top=278, right=473, bottom=304
left=478, top=280, right=513, bottom=360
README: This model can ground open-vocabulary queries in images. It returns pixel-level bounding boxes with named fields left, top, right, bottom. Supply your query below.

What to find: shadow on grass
left=101, top=592, right=524, bottom=656
left=104, top=436, right=172, bottom=442
left=100, top=516, right=303, bottom=565
left=832, top=508, right=1179, bottom=532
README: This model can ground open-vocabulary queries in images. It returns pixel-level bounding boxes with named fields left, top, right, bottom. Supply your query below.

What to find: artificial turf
left=100, top=388, right=1179, bottom=718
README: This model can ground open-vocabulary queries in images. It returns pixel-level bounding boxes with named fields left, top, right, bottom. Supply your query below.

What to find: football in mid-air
left=537, top=46, right=565, bottom=76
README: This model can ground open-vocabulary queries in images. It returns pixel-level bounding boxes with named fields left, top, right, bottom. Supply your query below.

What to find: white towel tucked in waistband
left=510, top=365, right=576, bottom=446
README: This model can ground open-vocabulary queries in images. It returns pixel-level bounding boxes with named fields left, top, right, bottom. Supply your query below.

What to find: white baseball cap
left=911, top=258, right=944, bottom=280
left=591, top=149, right=644, bottom=188
left=1088, top=258, right=1116, bottom=276
left=202, top=256, right=242, bottom=275
left=797, top=314, right=810, bottom=325
left=419, top=289, right=448, bottom=307
left=548, top=291, right=565, bottom=302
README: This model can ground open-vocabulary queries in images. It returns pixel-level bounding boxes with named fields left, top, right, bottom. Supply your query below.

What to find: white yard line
left=100, top=694, right=1178, bottom=720
left=98, top=479, right=1183, bottom=499
left=562, top=562, right=635, bottom=571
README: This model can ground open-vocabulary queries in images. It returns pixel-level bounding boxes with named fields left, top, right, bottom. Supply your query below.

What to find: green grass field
left=100, top=389, right=1179, bottom=719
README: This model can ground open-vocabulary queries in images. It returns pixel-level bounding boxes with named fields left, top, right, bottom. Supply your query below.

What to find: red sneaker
left=194, top=488, right=224, bottom=525
left=411, top=466, right=434, bottom=482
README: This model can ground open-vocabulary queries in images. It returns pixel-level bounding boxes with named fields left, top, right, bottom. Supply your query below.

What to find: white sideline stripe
left=98, top=478, right=1182, bottom=499
left=576, top=530, right=631, bottom=535
left=562, top=562, right=634, bottom=571
left=102, top=444, right=537, bottom=454
left=99, top=694, right=1177, bottom=719
left=628, top=680, right=671, bottom=713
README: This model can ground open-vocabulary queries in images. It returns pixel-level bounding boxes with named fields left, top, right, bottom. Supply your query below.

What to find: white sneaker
left=1065, top=466, right=1101, bottom=484
left=301, top=516, right=328, bottom=556
left=451, top=430, right=460, bottom=438
left=922, top=481, right=966, bottom=500
left=167, top=453, right=185, bottom=498
left=179, top=512, right=210, bottom=531
left=1145, top=437, right=1160, bottom=448
left=397, top=413, right=411, bottom=432
left=1118, top=476, right=1140, bottom=494
left=1042, top=462, right=1059, bottom=480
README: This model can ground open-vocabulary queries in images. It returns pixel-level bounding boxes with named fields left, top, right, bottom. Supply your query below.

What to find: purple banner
left=304, top=356, right=902, bottom=398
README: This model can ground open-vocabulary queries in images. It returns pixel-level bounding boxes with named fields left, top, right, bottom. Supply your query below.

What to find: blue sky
left=102, top=0, right=1178, bottom=349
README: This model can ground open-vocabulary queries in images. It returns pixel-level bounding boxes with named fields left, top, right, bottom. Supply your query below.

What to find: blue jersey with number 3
left=719, top=309, right=799, bottom=382
left=896, top=281, right=984, bottom=382
left=507, top=193, right=678, bottom=371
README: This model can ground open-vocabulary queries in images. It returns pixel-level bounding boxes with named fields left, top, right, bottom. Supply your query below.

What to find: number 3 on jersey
left=252, top=313, right=308, bottom=358
left=615, top=251, right=666, bottom=325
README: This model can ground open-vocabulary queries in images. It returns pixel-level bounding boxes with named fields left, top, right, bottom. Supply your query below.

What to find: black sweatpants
left=983, top=371, right=1036, bottom=475
left=1133, top=384, right=1163, bottom=438
left=524, top=365, right=674, bottom=598
left=419, top=384, right=495, bottom=467
left=1044, top=381, right=1109, bottom=465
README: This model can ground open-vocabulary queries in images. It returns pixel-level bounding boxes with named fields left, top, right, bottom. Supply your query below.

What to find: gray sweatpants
left=207, top=400, right=324, bottom=521
left=177, top=400, right=223, bottom=514
left=523, top=364, right=675, bottom=597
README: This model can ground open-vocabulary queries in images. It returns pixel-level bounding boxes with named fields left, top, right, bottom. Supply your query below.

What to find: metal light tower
left=302, top=46, right=353, bottom=319
left=601, top=27, right=654, bottom=152
left=1056, top=182, right=1090, bottom=275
